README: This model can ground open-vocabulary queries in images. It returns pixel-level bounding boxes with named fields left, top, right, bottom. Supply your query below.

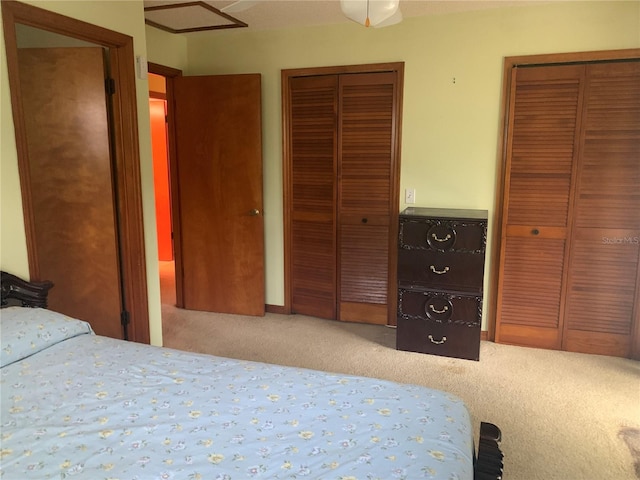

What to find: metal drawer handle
left=429, top=265, right=450, bottom=275
left=431, top=233, right=452, bottom=242
left=429, top=304, right=449, bottom=314
left=428, top=335, right=447, bottom=345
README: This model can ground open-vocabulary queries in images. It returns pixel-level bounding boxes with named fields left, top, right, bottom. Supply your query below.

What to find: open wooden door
left=17, top=47, right=125, bottom=339
left=171, top=74, right=265, bottom=316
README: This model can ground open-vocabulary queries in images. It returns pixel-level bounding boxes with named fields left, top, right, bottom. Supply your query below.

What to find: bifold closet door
left=562, top=61, right=640, bottom=357
left=289, top=75, right=338, bottom=319
left=288, top=71, right=399, bottom=324
left=338, top=73, right=397, bottom=325
left=496, top=60, right=640, bottom=358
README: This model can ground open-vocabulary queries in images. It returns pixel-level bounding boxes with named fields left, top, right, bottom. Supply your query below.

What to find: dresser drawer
left=398, top=288, right=482, bottom=324
left=398, top=250, right=485, bottom=291
left=399, top=218, right=486, bottom=252
left=396, top=317, right=481, bottom=361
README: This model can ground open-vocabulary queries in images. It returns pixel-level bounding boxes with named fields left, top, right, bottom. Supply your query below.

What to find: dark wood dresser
left=396, top=207, right=488, bottom=360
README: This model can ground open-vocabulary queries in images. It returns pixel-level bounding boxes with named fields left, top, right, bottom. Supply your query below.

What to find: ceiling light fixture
left=340, top=0, right=401, bottom=28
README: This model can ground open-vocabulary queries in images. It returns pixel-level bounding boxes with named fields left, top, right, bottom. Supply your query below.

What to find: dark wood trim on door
left=282, top=62, right=404, bottom=324
left=2, top=0, right=150, bottom=343
left=489, top=48, right=640, bottom=357
left=148, top=62, right=184, bottom=307
left=148, top=62, right=182, bottom=78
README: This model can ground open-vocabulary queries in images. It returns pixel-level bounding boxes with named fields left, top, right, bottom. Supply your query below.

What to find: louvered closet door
left=562, top=61, right=640, bottom=357
left=495, top=65, right=585, bottom=349
left=290, top=76, right=338, bottom=319
left=338, top=72, right=397, bottom=325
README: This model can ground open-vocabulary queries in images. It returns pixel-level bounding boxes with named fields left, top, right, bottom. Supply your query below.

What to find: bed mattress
left=1, top=307, right=474, bottom=479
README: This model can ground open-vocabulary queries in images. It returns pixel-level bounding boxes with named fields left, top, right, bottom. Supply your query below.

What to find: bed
left=0, top=271, right=503, bottom=479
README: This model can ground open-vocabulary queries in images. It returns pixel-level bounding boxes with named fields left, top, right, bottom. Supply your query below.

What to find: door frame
left=489, top=48, right=640, bottom=358
left=281, top=62, right=404, bottom=323
left=2, top=0, right=150, bottom=343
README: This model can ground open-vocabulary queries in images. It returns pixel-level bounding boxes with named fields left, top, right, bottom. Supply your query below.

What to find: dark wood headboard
left=0, top=271, right=53, bottom=308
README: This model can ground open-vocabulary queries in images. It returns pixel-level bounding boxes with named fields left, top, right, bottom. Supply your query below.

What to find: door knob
left=250, top=209, right=260, bottom=216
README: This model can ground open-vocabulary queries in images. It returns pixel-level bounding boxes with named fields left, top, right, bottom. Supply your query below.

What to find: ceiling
left=143, top=0, right=539, bottom=34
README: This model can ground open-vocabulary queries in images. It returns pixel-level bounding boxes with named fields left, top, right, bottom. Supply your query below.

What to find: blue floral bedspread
left=1, top=307, right=473, bottom=479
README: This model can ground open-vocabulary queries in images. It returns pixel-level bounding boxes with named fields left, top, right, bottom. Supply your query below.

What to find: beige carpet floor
left=159, top=262, right=640, bottom=479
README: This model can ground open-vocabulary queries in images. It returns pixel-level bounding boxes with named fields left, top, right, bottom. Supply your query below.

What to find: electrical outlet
left=405, top=188, right=416, bottom=204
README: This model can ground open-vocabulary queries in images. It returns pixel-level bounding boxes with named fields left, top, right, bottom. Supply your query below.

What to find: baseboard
left=481, top=330, right=488, bottom=341
left=265, top=304, right=288, bottom=314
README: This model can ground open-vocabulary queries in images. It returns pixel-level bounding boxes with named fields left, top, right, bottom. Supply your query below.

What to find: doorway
left=147, top=63, right=266, bottom=316
left=148, top=70, right=176, bottom=307
left=2, top=0, right=149, bottom=343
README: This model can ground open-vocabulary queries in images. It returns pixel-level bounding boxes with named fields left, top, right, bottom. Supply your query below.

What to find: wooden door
left=338, top=72, right=397, bottom=325
left=495, top=64, right=585, bottom=349
left=562, top=61, right=640, bottom=357
left=17, top=47, right=124, bottom=339
left=172, top=74, right=265, bottom=316
left=289, top=75, right=338, bottom=319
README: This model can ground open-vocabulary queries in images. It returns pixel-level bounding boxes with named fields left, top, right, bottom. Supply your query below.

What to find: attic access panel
left=144, top=1, right=247, bottom=33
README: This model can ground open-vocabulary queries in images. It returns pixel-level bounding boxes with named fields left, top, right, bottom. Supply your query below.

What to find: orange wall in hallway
left=150, top=99, right=173, bottom=261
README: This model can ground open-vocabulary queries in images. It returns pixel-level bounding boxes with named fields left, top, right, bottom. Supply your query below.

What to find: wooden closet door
left=338, top=72, right=397, bottom=325
left=289, top=75, right=338, bottom=319
left=562, top=61, right=640, bottom=356
left=495, top=65, right=585, bottom=349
